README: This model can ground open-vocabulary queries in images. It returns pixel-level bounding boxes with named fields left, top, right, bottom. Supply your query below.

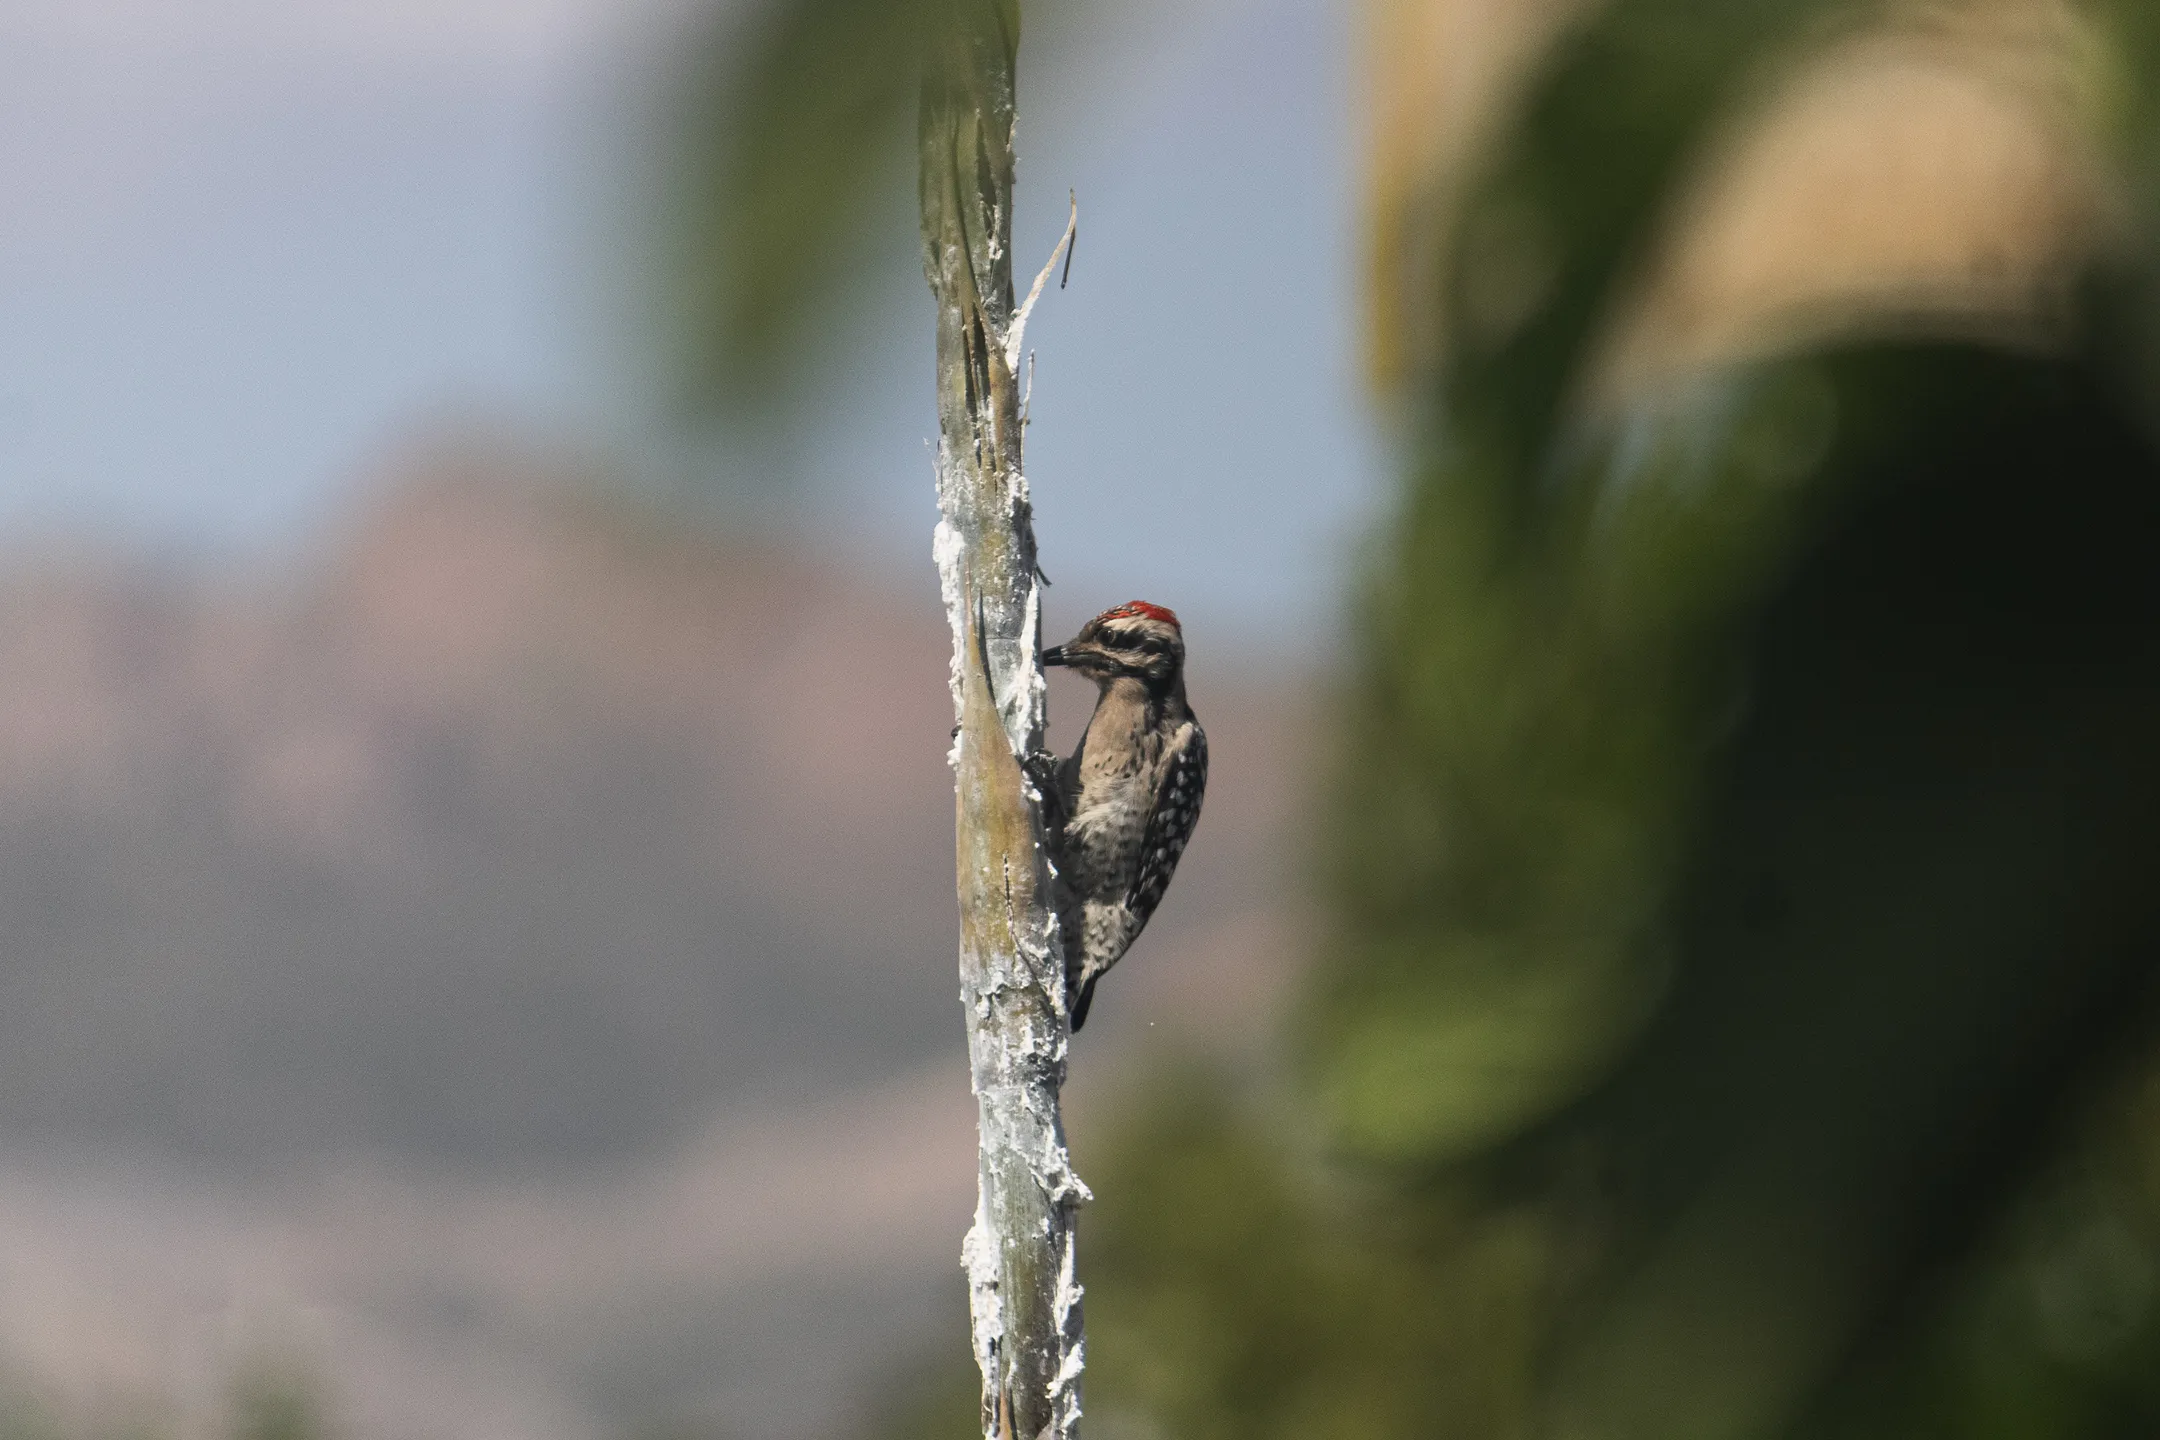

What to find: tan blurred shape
left=1362, top=0, right=1587, bottom=390
left=1364, top=0, right=2126, bottom=401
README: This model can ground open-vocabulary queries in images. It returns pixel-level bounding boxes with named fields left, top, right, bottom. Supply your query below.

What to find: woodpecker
left=1035, top=601, right=1208, bottom=1031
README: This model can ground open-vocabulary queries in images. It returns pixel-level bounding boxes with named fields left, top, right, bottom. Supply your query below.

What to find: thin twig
left=1006, top=191, right=1078, bottom=373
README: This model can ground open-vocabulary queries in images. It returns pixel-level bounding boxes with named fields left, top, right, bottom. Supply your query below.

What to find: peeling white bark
left=922, top=4, right=1086, bottom=1436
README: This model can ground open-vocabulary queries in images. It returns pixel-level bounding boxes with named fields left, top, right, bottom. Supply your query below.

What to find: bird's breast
left=1064, top=774, right=1152, bottom=893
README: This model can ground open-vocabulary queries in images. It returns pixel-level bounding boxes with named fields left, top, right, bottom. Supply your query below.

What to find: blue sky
left=0, top=0, right=1382, bottom=640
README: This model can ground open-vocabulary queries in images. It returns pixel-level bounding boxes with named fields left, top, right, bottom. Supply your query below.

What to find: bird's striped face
left=1044, top=602, right=1185, bottom=686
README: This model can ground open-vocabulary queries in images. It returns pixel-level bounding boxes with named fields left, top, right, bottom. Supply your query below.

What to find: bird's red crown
left=1101, top=601, right=1180, bottom=628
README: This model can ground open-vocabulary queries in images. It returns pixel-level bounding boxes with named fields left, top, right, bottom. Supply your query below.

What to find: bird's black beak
left=1042, top=645, right=1072, bottom=668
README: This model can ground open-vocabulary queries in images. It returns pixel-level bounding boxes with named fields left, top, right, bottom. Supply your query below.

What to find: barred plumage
left=1036, top=601, right=1208, bottom=1031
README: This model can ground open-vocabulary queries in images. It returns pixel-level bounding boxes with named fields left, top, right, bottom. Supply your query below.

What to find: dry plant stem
left=921, top=2, right=1086, bottom=1438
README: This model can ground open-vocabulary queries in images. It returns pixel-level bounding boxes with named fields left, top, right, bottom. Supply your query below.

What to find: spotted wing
left=1125, top=718, right=1208, bottom=932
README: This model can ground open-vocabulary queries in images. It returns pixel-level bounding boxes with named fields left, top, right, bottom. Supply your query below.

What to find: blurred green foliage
left=0, top=1363, right=320, bottom=1440
left=1168, top=0, right=2160, bottom=1434
left=0, top=1393, right=66, bottom=1440
left=661, top=0, right=1113, bottom=409
left=660, top=0, right=937, bottom=403
left=226, top=1373, right=323, bottom=1440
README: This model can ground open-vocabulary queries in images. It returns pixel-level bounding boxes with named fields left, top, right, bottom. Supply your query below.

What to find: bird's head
left=1043, top=601, right=1185, bottom=689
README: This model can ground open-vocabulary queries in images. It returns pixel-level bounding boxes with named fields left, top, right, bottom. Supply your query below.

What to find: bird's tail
left=1070, top=973, right=1100, bottom=1032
